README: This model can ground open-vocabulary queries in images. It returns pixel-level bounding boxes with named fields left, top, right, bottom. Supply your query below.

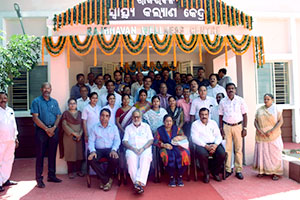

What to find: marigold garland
left=42, top=34, right=265, bottom=69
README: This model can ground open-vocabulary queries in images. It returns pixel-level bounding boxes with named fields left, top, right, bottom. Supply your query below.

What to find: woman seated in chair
left=155, top=115, right=190, bottom=187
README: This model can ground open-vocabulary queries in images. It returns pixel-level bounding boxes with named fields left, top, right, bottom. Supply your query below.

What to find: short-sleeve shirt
left=189, top=96, right=217, bottom=120
left=177, top=98, right=192, bottom=122
left=123, top=122, right=153, bottom=149
left=31, top=96, right=61, bottom=126
left=207, top=84, right=227, bottom=99
left=218, top=95, right=248, bottom=124
left=82, top=104, right=101, bottom=134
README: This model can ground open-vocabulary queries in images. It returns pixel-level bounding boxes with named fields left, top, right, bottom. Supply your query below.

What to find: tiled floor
left=1, top=158, right=300, bottom=200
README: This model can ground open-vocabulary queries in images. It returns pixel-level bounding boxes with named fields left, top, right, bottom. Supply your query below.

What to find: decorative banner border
left=53, top=0, right=253, bottom=32
left=42, top=34, right=265, bottom=69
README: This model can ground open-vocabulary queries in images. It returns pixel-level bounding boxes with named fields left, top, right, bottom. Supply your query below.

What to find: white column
left=290, top=17, right=300, bottom=143
left=236, top=49, right=257, bottom=165
left=50, top=49, right=69, bottom=174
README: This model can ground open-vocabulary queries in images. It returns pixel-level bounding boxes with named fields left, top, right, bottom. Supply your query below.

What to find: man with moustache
left=31, top=82, right=62, bottom=188
left=91, top=74, right=107, bottom=106
left=219, top=83, right=248, bottom=180
left=190, top=85, right=217, bottom=122
left=191, top=108, right=225, bottom=183
left=88, top=108, right=120, bottom=191
left=123, top=110, right=153, bottom=194
left=0, top=92, right=18, bottom=192
left=207, top=74, right=227, bottom=99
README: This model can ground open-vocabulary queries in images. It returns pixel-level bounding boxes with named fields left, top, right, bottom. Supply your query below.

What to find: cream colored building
left=0, top=0, right=299, bottom=173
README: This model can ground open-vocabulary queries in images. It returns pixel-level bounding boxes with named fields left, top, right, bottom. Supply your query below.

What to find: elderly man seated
left=88, top=108, right=120, bottom=191
left=123, top=109, right=153, bottom=194
left=191, top=108, right=226, bottom=183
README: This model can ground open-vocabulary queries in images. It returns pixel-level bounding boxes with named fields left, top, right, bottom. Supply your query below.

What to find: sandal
left=68, top=173, right=75, bottom=179
left=272, top=175, right=279, bottom=181
left=257, top=174, right=264, bottom=178
left=77, top=172, right=84, bottom=177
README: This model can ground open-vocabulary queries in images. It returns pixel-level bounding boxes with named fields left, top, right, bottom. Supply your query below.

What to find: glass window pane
left=257, top=63, right=274, bottom=104
left=29, top=65, right=48, bottom=108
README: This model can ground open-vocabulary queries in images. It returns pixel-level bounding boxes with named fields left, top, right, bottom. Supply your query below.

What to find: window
left=9, top=65, right=48, bottom=111
left=256, top=62, right=290, bottom=104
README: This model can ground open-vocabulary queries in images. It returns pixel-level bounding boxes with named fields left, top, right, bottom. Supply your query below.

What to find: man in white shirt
left=98, top=80, right=121, bottom=108
left=0, top=92, right=18, bottom=192
left=189, top=79, right=199, bottom=101
left=123, top=109, right=153, bottom=194
left=207, top=74, right=227, bottom=99
left=76, top=85, right=90, bottom=112
left=191, top=108, right=225, bottom=183
left=88, top=108, right=120, bottom=191
left=91, top=75, right=107, bottom=107
left=190, top=85, right=217, bottom=122
left=219, top=83, right=248, bottom=180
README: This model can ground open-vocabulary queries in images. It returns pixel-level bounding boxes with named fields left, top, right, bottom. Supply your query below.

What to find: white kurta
left=0, top=106, right=18, bottom=185
left=207, top=84, right=227, bottom=99
left=123, top=122, right=153, bottom=186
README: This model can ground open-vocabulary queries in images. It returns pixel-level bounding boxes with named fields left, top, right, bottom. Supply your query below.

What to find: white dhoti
left=126, top=148, right=152, bottom=186
left=0, top=141, right=15, bottom=186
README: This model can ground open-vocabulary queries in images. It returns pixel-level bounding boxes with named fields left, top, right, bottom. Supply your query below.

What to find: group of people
left=0, top=67, right=284, bottom=194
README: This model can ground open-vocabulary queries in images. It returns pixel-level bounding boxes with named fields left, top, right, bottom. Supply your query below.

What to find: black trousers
left=195, top=144, right=226, bottom=176
left=35, top=127, right=59, bottom=181
left=89, top=148, right=119, bottom=184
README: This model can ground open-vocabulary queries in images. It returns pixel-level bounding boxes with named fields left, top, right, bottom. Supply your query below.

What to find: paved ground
left=1, top=158, right=300, bottom=200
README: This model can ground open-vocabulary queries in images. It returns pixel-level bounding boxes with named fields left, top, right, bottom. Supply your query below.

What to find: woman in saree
left=116, top=94, right=136, bottom=139
left=253, top=93, right=284, bottom=180
left=134, top=89, right=151, bottom=114
left=155, top=115, right=190, bottom=187
left=166, top=96, right=184, bottom=129
left=59, top=98, right=84, bottom=179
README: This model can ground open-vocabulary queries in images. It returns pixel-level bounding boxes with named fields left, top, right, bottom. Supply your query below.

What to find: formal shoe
left=3, top=180, right=18, bottom=186
left=177, top=176, right=184, bottom=187
left=168, top=176, right=176, bottom=187
left=47, top=177, right=62, bottom=183
left=213, top=175, right=221, bottom=182
left=36, top=180, right=45, bottom=188
left=235, top=172, right=244, bottom=180
left=225, top=171, right=232, bottom=178
left=0, top=186, right=5, bottom=192
left=68, top=173, right=75, bottom=179
left=203, top=174, right=210, bottom=183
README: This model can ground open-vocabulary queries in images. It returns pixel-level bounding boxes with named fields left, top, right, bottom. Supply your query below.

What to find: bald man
left=31, top=82, right=62, bottom=188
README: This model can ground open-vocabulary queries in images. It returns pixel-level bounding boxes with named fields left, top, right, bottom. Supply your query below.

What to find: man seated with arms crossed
left=88, top=108, right=121, bottom=191
left=123, top=109, right=153, bottom=194
left=191, top=108, right=226, bottom=183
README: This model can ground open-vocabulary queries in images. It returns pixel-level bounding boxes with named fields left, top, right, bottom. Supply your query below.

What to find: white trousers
left=126, top=148, right=152, bottom=186
left=0, top=141, right=15, bottom=186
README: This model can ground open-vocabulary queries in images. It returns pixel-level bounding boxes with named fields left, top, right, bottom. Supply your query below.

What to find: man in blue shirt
left=31, top=82, right=62, bottom=188
left=88, top=108, right=120, bottom=191
left=70, top=73, right=90, bottom=99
